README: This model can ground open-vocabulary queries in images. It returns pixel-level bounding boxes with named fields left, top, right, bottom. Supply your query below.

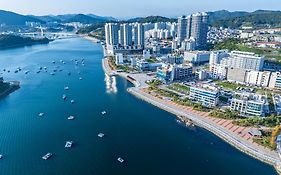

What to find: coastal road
left=128, top=87, right=281, bottom=169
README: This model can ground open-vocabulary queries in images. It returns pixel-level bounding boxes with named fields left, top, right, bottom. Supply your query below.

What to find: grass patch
left=209, top=109, right=241, bottom=119
left=233, top=115, right=281, bottom=128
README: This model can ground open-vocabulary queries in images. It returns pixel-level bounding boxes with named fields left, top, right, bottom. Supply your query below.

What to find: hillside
left=64, top=14, right=106, bottom=24
left=208, top=10, right=249, bottom=24
left=211, top=10, right=281, bottom=28
left=0, top=10, right=44, bottom=25
left=0, top=35, right=50, bottom=49
left=127, top=16, right=175, bottom=23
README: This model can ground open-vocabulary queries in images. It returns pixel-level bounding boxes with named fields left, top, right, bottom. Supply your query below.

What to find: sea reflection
left=105, top=73, right=117, bottom=93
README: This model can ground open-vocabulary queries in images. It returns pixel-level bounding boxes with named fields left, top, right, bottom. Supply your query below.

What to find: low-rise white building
left=189, top=84, right=219, bottom=107
left=115, top=53, right=124, bottom=65
left=230, top=92, right=269, bottom=117
left=184, top=51, right=210, bottom=64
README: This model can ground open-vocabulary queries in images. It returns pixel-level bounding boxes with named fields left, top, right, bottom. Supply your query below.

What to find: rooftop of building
left=232, top=92, right=268, bottom=104
left=190, top=83, right=219, bottom=93
left=184, top=50, right=210, bottom=54
left=230, top=50, right=264, bottom=59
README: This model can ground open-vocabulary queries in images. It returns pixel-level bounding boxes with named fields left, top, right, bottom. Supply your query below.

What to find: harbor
left=0, top=38, right=277, bottom=175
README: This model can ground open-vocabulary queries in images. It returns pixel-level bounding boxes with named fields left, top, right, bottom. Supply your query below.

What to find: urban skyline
left=0, top=0, right=280, bottom=18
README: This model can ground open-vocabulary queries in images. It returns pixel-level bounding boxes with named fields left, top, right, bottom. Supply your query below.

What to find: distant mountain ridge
left=125, top=10, right=281, bottom=29
left=34, top=14, right=117, bottom=23
left=0, top=9, right=281, bottom=28
left=0, top=10, right=44, bottom=25
left=0, top=10, right=117, bottom=25
left=210, top=10, right=281, bottom=28
left=127, top=16, right=175, bottom=23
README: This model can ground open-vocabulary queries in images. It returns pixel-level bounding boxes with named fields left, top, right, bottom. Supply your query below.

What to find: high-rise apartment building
left=177, top=16, right=187, bottom=45
left=177, top=12, right=208, bottom=49
left=190, top=12, right=208, bottom=49
left=121, top=24, right=132, bottom=48
left=137, top=23, right=145, bottom=49
left=105, top=23, right=119, bottom=46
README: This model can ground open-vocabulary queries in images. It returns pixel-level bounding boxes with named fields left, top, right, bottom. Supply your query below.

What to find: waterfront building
left=130, top=57, right=137, bottom=67
left=189, top=84, right=219, bottom=107
left=184, top=51, right=210, bottom=64
left=137, top=60, right=162, bottom=72
left=105, top=23, right=119, bottom=47
left=137, top=23, right=145, bottom=49
left=156, top=64, right=192, bottom=83
left=121, top=23, right=133, bottom=48
left=115, top=53, right=124, bottom=65
left=230, top=92, right=269, bottom=117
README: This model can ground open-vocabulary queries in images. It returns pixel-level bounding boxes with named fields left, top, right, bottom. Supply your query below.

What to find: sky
left=0, top=0, right=280, bottom=18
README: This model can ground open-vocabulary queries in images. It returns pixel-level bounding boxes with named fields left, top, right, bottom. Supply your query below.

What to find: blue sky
left=0, top=0, right=280, bottom=18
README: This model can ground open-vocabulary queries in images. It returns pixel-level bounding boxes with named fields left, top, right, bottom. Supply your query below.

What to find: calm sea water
left=0, top=38, right=277, bottom=175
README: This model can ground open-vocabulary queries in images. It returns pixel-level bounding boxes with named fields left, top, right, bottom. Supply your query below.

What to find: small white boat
left=65, top=141, right=73, bottom=148
left=98, top=133, right=105, bottom=138
left=64, top=86, right=69, bottom=90
left=68, top=116, right=75, bottom=120
left=79, top=77, right=83, bottom=80
left=101, top=111, right=106, bottom=115
left=117, top=157, right=124, bottom=163
left=0, top=155, right=3, bottom=159
left=42, top=153, right=53, bottom=160
left=71, top=100, right=75, bottom=104
left=50, top=72, right=55, bottom=76
left=38, top=113, right=44, bottom=117
left=62, top=94, right=67, bottom=100
left=52, top=61, right=56, bottom=64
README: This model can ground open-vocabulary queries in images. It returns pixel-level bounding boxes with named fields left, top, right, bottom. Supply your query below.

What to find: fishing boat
left=42, top=153, right=53, bottom=160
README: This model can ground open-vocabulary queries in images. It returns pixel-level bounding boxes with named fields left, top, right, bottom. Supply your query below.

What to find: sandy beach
left=81, top=35, right=100, bottom=43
